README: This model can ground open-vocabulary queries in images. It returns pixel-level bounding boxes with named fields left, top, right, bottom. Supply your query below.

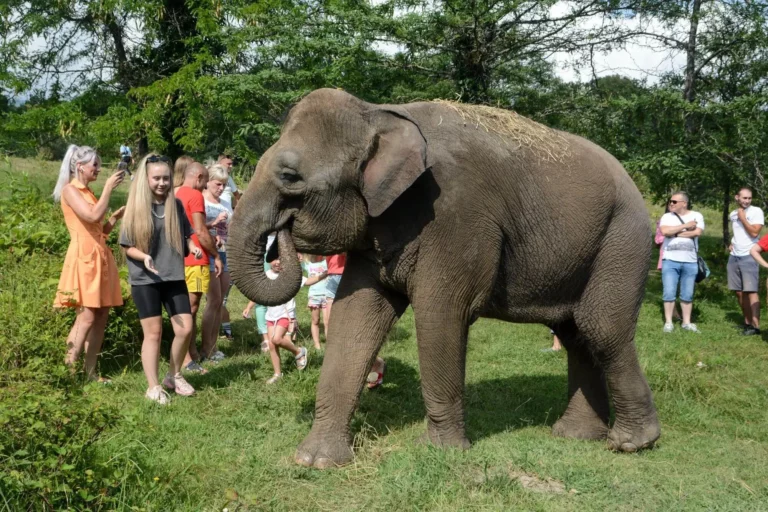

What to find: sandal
left=294, top=347, right=308, bottom=370
left=366, top=361, right=386, bottom=390
left=266, top=373, right=283, bottom=384
left=260, top=340, right=269, bottom=353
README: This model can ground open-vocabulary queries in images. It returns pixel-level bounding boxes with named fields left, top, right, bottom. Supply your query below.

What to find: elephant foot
left=416, top=425, right=471, bottom=450
left=295, top=430, right=354, bottom=469
left=552, top=413, right=609, bottom=441
left=606, top=419, right=660, bottom=453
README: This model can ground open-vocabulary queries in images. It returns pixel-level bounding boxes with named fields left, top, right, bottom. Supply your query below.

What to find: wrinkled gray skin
left=228, top=88, right=660, bottom=469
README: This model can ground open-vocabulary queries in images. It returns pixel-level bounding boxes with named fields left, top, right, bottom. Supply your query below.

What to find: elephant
left=228, top=88, right=660, bottom=469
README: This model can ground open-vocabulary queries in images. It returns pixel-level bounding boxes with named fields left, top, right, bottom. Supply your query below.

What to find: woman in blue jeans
left=659, top=192, right=704, bottom=333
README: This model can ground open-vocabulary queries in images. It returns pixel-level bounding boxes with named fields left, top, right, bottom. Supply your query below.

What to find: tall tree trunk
left=683, top=0, right=703, bottom=134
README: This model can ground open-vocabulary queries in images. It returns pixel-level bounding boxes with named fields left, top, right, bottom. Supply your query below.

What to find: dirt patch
left=509, top=470, right=568, bottom=494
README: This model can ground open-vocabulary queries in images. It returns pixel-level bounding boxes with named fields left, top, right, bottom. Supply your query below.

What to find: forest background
left=2, top=0, right=768, bottom=244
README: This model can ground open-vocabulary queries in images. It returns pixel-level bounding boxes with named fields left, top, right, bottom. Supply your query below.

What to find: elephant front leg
left=295, top=273, right=407, bottom=469
left=413, top=304, right=471, bottom=450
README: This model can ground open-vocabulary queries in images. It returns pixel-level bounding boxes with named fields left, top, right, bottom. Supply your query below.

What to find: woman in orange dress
left=53, top=145, right=126, bottom=382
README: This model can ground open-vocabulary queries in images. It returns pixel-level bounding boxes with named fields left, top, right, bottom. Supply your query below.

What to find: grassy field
left=5, top=157, right=768, bottom=511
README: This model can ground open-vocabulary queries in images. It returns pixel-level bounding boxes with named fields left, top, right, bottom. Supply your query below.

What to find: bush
left=0, top=172, right=146, bottom=510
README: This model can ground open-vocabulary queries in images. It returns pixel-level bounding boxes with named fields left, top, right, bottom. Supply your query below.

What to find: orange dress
left=54, top=179, right=123, bottom=309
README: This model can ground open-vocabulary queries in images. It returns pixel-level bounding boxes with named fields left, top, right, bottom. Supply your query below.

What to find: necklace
left=151, top=204, right=165, bottom=219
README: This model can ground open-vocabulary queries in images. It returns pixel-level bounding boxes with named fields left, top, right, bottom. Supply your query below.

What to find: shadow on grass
left=296, top=356, right=568, bottom=444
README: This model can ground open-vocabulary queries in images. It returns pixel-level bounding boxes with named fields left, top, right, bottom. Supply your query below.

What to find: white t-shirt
left=660, top=211, right=705, bottom=263
left=264, top=269, right=306, bottom=321
left=204, top=198, right=233, bottom=251
left=220, top=176, right=238, bottom=205
left=730, top=206, right=764, bottom=257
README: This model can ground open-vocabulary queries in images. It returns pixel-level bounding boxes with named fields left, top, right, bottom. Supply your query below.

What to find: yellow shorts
left=185, top=265, right=210, bottom=294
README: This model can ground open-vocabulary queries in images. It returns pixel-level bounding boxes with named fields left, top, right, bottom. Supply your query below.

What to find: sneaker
left=295, top=347, right=308, bottom=370
left=260, top=340, right=270, bottom=353
left=162, top=373, right=175, bottom=391
left=682, top=323, right=701, bottom=333
left=172, top=373, right=195, bottom=396
left=183, top=361, right=209, bottom=375
left=735, top=323, right=751, bottom=331
left=663, top=323, right=674, bottom=333
left=145, top=385, right=170, bottom=405
left=209, top=350, right=227, bottom=362
left=266, top=373, right=283, bottom=384
left=741, top=326, right=761, bottom=336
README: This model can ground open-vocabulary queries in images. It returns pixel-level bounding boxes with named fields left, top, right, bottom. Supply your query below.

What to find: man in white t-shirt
left=659, top=191, right=705, bottom=333
left=727, top=187, right=764, bottom=336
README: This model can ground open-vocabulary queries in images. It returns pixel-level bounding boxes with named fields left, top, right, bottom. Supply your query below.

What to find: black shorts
left=121, top=155, right=132, bottom=164
left=131, top=281, right=191, bottom=319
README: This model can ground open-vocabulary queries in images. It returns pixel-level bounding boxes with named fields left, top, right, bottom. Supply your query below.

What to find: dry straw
left=432, top=100, right=570, bottom=162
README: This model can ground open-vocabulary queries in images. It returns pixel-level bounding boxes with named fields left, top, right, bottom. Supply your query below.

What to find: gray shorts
left=727, top=255, right=759, bottom=292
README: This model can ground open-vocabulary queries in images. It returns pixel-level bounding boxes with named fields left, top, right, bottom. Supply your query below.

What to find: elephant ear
left=361, top=107, right=430, bottom=217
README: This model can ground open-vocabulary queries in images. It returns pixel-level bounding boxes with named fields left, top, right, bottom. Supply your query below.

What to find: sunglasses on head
left=146, top=154, right=171, bottom=164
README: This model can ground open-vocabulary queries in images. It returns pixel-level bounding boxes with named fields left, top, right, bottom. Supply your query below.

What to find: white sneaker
left=663, top=323, right=674, bottom=333
left=146, top=385, right=171, bottom=405
left=682, top=323, right=701, bottom=333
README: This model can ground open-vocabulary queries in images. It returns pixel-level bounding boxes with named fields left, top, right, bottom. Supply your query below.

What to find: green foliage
left=0, top=171, right=146, bottom=510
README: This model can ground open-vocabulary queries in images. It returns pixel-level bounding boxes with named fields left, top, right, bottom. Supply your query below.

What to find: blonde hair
left=121, top=154, right=183, bottom=256
left=173, top=155, right=194, bottom=188
left=207, top=163, right=229, bottom=183
left=53, top=145, right=101, bottom=201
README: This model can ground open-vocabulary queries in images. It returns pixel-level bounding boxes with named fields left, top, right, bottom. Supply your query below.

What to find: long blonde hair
left=121, top=154, right=183, bottom=256
left=53, top=144, right=100, bottom=202
left=173, top=155, right=194, bottom=188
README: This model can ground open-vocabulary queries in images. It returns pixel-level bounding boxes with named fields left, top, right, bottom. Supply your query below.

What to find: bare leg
left=551, top=334, right=563, bottom=351
left=311, top=308, right=321, bottom=349
left=743, top=292, right=760, bottom=328
left=202, top=276, right=223, bottom=359
left=184, top=292, right=203, bottom=366
left=680, top=301, right=693, bottom=325
left=663, top=301, right=676, bottom=325
left=322, top=305, right=329, bottom=339
left=83, top=307, right=110, bottom=379
left=169, top=314, right=193, bottom=375
left=140, top=316, right=163, bottom=390
left=65, top=307, right=98, bottom=370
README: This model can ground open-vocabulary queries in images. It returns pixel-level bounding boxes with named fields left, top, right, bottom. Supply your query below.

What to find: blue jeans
left=661, top=260, right=698, bottom=303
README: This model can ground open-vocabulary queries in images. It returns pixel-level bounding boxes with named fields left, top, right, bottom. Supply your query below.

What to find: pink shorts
left=267, top=318, right=290, bottom=330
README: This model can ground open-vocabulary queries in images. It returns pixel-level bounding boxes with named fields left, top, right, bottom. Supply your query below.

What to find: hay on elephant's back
left=433, top=100, right=570, bottom=162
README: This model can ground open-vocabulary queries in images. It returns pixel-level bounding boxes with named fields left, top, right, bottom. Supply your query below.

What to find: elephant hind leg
left=573, top=247, right=660, bottom=452
left=551, top=320, right=610, bottom=441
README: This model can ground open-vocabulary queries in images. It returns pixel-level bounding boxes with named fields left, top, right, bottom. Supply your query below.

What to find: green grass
left=6, top=156, right=768, bottom=510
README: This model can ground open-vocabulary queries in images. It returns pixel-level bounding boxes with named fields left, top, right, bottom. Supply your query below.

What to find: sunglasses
left=668, top=199, right=685, bottom=205
left=146, top=154, right=171, bottom=164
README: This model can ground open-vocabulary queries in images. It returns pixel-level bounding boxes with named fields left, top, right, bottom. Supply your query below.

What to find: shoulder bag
left=673, top=213, right=710, bottom=283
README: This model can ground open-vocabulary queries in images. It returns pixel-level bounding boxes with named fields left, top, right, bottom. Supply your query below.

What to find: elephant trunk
left=228, top=198, right=303, bottom=307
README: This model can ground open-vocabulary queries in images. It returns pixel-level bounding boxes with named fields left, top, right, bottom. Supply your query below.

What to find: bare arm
left=192, top=211, right=219, bottom=257
left=102, top=206, right=125, bottom=235
left=750, top=244, right=768, bottom=268
left=660, top=222, right=694, bottom=237
left=676, top=228, right=703, bottom=238
left=61, top=171, right=123, bottom=224
left=303, top=271, right=328, bottom=286
left=738, top=209, right=762, bottom=238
